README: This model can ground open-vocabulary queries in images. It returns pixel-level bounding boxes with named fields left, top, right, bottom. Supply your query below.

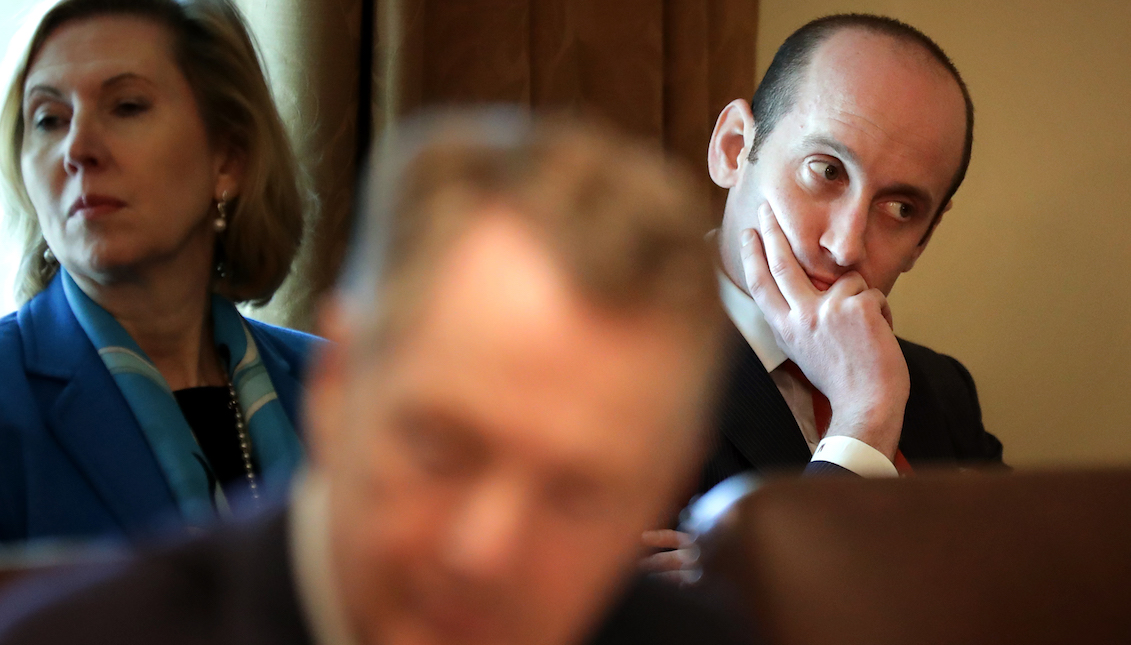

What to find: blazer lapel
left=21, top=276, right=175, bottom=532
left=714, top=327, right=813, bottom=473
left=247, top=324, right=305, bottom=437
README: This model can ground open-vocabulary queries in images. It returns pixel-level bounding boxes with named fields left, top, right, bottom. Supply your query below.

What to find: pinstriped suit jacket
left=698, top=326, right=1005, bottom=494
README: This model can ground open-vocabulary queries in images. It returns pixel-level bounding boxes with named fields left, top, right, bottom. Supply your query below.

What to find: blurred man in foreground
left=0, top=112, right=742, bottom=645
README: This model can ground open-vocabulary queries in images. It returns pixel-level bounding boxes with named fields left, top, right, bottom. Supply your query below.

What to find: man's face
left=309, top=212, right=709, bottom=645
left=717, top=29, right=967, bottom=296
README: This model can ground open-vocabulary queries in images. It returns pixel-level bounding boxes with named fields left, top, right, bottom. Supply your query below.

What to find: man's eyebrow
left=801, top=134, right=936, bottom=207
left=800, top=134, right=860, bottom=166
left=881, top=182, right=934, bottom=209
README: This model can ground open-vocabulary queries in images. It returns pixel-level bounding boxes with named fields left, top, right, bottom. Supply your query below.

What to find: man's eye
left=880, top=201, right=914, bottom=221
left=809, top=160, right=842, bottom=181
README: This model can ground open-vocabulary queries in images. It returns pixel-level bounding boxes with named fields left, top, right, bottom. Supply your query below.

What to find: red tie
left=781, top=361, right=913, bottom=475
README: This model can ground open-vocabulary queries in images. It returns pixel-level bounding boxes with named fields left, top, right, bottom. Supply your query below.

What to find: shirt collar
left=717, top=269, right=788, bottom=373
left=289, top=470, right=360, bottom=645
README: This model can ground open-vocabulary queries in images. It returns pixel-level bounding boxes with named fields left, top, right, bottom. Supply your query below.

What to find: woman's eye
left=32, top=112, right=65, bottom=131
left=114, top=100, right=149, bottom=117
left=809, top=160, right=842, bottom=181
left=880, top=201, right=914, bottom=221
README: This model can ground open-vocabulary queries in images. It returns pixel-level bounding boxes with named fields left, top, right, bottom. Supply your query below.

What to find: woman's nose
left=63, top=110, right=106, bottom=174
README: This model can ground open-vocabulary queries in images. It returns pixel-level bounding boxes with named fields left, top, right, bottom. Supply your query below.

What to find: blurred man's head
left=709, top=14, right=972, bottom=296
left=305, top=112, right=724, bottom=645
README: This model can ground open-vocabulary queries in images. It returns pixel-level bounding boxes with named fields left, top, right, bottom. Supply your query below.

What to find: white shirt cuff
left=811, top=436, right=898, bottom=477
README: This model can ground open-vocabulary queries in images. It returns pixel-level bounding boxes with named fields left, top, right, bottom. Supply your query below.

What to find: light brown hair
left=343, top=110, right=724, bottom=354
left=0, top=0, right=312, bottom=304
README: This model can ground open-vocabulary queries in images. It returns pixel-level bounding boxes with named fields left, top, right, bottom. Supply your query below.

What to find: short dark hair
left=748, top=14, right=974, bottom=227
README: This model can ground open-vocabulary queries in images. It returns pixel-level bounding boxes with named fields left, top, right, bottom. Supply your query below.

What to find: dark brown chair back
left=700, top=469, right=1131, bottom=645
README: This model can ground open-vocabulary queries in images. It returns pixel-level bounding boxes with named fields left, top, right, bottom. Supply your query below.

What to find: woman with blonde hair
left=0, top=0, right=318, bottom=542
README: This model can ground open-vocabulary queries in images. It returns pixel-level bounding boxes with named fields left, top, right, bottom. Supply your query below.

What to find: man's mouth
left=806, top=273, right=834, bottom=292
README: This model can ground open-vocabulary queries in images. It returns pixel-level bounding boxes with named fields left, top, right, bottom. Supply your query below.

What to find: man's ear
left=905, top=200, right=952, bottom=272
left=707, top=99, right=757, bottom=189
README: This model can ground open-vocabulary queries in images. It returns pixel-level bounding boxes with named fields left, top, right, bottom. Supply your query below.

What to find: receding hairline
left=751, top=18, right=973, bottom=226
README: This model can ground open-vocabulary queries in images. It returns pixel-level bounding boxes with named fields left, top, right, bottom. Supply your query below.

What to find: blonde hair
left=345, top=110, right=724, bottom=352
left=0, top=0, right=311, bottom=305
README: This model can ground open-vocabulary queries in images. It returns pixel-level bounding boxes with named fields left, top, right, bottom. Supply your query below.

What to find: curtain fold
left=241, top=0, right=758, bottom=328
left=236, top=0, right=364, bottom=330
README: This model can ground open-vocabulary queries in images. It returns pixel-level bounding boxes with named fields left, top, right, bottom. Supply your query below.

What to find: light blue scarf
left=61, top=270, right=304, bottom=528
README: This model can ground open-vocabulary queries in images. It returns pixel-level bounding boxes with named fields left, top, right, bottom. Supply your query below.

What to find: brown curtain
left=242, top=0, right=758, bottom=329
left=236, top=0, right=366, bottom=329
left=377, top=0, right=758, bottom=199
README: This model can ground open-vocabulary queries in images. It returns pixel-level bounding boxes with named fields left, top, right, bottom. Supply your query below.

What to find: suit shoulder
left=246, top=318, right=327, bottom=371
left=896, top=336, right=978, bottom=409
left=0, top=311, right=21, bottom=358
left=898, top=336, right=964, bottom=369
left=897, top=337, right=981, bottom=390
left=0, top=311, right=31, bottom=406
left=896, top=337, right=1005, bottom=465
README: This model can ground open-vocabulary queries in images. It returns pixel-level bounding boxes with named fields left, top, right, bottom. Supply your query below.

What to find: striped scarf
left=62, top=270, right=304, bottom=528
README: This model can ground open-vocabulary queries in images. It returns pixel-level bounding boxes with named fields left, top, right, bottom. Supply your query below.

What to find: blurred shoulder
left=589, top=575, right=754, bottom=645
left=0, top=511, right=309, bottom=645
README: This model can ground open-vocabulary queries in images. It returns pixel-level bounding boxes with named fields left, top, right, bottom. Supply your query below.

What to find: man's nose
left=63, top=109, right=106, bottom=175
left=444, top=475, right=531, bottom=582
left=820, top=198, right=869, bottom=267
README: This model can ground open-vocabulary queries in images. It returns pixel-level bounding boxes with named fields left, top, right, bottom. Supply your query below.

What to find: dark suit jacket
left=699, top=327, right=1005, bottom=493
left=0, top=510, right=751, bottom=645
left=0, top=274, right=322, bottom=543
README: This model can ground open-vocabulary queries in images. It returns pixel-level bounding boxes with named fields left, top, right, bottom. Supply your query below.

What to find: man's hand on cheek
left=740, top=203, right=910, bottom=460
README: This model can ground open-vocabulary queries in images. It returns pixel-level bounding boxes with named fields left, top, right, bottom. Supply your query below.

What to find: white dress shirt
left=290, top=471, right=361, bottom=645
left=718, top=272, right=897, bottom=477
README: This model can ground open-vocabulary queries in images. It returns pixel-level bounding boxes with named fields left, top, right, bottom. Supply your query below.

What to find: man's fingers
left=878, top=292, right=895, bottom=330
left=741, top=228, right=790, bottom=320
left=651, top=568, right=703, bottom=586
left=639, top=545, right=700, bottom=573
left=757, top=202, right=817, bottom=307
left=641, top=529, right=692, bottom=550
left=827, top=271, right=868, bottom=297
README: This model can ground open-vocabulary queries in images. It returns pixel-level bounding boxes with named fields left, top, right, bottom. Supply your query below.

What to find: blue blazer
left=0, top=274, right=322, bottom=543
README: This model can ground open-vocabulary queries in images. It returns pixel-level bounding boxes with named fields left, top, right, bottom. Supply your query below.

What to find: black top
left=174, top=386, right=258, bottom=497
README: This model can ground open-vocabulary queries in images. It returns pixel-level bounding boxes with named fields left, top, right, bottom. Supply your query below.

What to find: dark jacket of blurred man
left=0, top=112, right=748, bottom=645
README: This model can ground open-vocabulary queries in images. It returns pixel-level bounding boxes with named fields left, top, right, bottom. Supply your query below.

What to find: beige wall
left=756, top=0, right=1131, bottom=467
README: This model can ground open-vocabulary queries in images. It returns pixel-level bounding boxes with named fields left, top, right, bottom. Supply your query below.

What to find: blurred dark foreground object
left=698, top=468, right=1131, bottom=645
left=0, top=509, right=752, bottom=645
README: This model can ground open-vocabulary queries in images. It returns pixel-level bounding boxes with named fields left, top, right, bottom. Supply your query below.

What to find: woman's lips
left=68, top=194, right=126, bottom=220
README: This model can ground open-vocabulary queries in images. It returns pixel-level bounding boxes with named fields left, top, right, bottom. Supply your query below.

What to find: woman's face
left=20, top=15, right=240, bottom=285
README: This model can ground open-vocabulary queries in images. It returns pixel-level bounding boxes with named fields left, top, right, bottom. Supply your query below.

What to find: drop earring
left=213, top=191, right=229, bottom=232
left=42, top=246, right=55, bottom=264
